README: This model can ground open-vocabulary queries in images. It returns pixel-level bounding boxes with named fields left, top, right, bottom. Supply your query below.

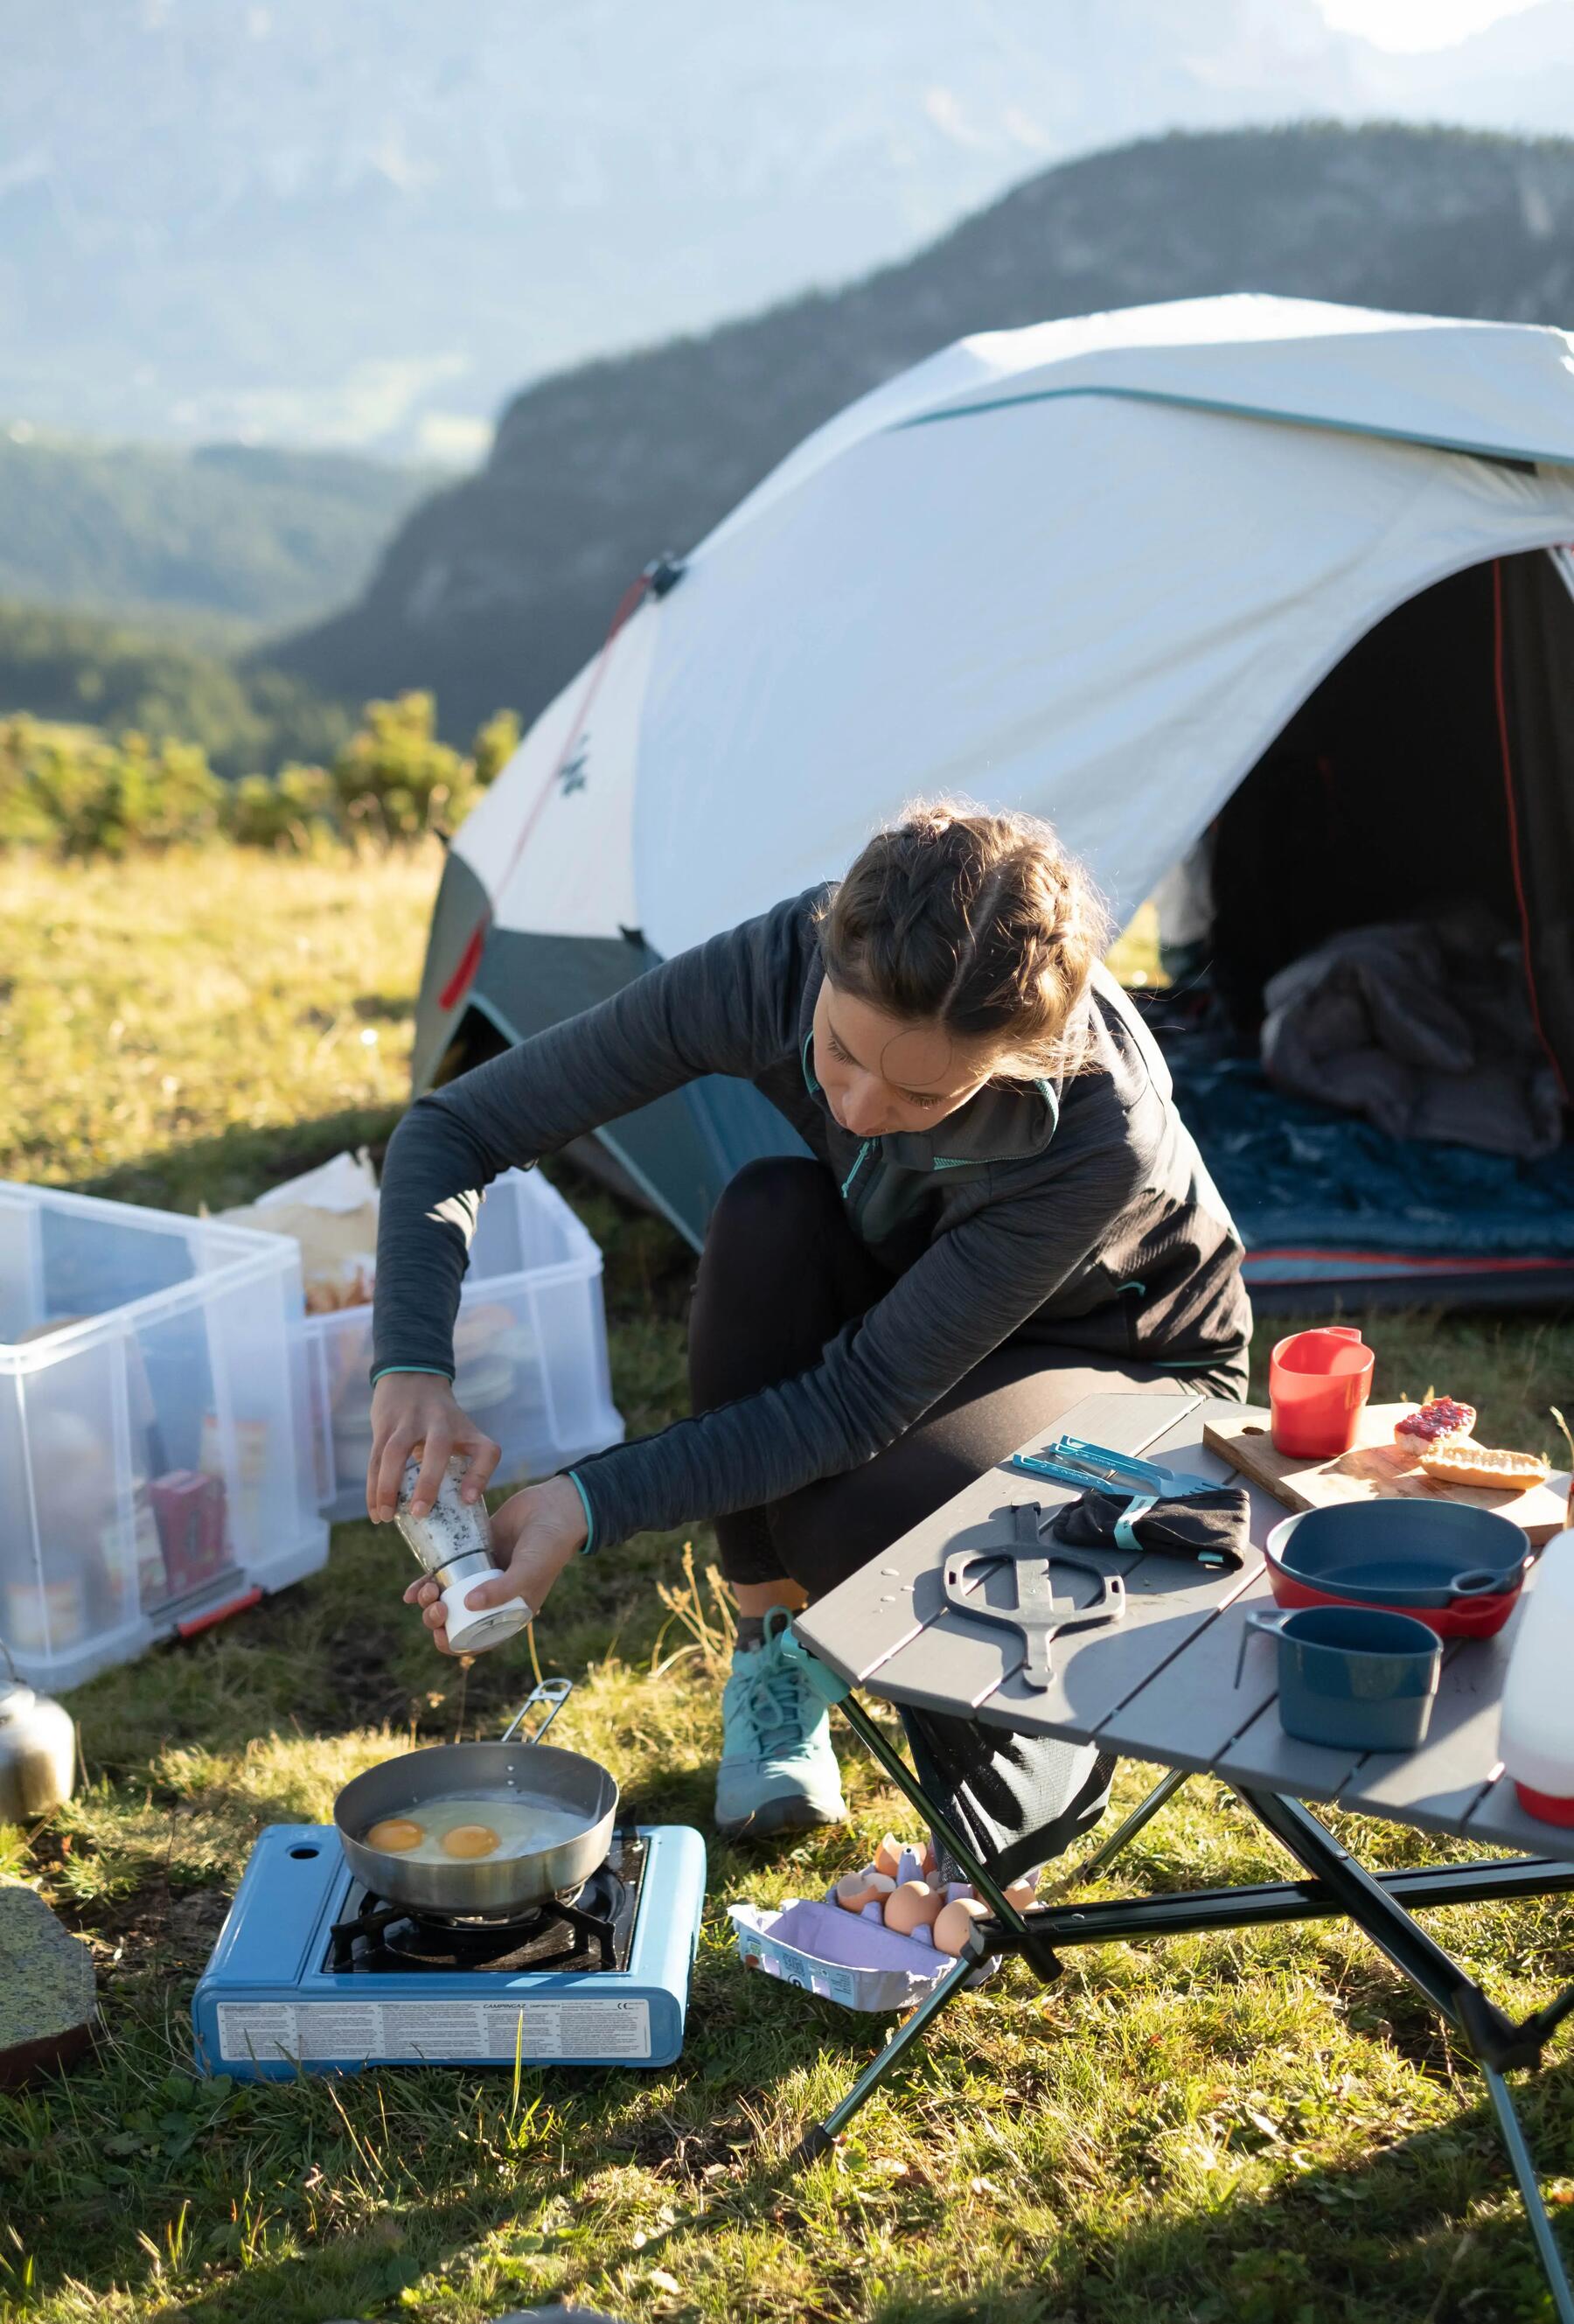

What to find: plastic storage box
left=0, top=1181, right=329, bottom=1692
left=303, top=1168, right=623, bottom=1522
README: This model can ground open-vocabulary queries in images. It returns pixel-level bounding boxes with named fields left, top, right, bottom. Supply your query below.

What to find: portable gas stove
left=192, top=1823, right=705, bottom=2079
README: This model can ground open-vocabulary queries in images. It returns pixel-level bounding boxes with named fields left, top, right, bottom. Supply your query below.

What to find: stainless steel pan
left=333, top=1679, right=617, bottom=1919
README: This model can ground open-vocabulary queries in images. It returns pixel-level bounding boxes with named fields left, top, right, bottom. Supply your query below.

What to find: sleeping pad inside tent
left=1143, top=548, right=1574, bottom=1312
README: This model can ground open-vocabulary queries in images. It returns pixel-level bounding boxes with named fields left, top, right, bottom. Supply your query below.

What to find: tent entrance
left=1150, top=548, right=1574, bottom=1312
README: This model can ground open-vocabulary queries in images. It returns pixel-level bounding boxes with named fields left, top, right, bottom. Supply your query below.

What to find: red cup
left=1269, top=1326, right=1376, bottom=1460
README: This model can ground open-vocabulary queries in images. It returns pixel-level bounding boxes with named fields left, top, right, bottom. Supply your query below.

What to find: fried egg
left=366, top=1817, right=425, bottom=1853
left=362, top=1793, right=589, bottom=1865
left=439, top=1822, right=502, bottom=1859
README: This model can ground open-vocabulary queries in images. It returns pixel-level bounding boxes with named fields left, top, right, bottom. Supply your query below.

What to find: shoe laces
left=735, top=1616, right=815, bottom=1757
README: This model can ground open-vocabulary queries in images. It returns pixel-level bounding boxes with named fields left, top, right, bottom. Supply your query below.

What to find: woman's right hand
left=366, top=1372, right=500, bottom=1523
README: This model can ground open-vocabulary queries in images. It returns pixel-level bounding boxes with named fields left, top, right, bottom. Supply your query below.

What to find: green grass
left=3, top=848, right=1574, bottom=2323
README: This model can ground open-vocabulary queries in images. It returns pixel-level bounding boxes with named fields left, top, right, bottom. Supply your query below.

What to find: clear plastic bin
left=303, top=1168, right=623, bottom=1522
left=0, top=1181, right=329, bottom=1692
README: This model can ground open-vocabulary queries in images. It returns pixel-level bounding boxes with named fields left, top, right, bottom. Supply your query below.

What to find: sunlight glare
left=1316, top=0, right=1548, bottom=50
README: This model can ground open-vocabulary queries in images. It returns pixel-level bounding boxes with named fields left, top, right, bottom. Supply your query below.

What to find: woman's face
left=812, top=980, right=999, bottom=1140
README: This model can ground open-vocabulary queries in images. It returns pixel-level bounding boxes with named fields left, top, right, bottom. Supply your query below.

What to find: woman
left=368, top=803, right=1250, bottom=1872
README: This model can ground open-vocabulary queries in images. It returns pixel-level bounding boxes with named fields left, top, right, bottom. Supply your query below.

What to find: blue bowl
left=1270, top=1498, right=1530, bottom=1610
left=1245, top=1603, right=1442, bottom=1751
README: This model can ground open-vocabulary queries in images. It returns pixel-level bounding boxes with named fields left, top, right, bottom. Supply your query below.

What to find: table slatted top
left=793, top=1392, right=1570, bottom=1855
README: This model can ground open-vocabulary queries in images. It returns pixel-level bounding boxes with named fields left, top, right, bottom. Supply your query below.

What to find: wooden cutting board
left=1204, top=1402, right=1572, bottom=1546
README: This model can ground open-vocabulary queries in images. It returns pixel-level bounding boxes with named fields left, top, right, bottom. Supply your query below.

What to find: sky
left=1315, top=0, right=1548, bottom=48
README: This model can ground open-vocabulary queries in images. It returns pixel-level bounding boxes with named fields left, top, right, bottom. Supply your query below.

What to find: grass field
left=3, top=848, right=1574, bottom=2324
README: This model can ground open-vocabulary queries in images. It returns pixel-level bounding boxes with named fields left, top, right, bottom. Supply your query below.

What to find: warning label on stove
left=215, top=1996, right=652, bottom=2065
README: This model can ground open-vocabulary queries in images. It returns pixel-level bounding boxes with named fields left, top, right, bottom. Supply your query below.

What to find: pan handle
left=500, top=1678, right=573, bottom=1745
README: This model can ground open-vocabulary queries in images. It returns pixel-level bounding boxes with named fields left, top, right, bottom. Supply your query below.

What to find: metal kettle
left=0, top=1638, right=76, bottom=1822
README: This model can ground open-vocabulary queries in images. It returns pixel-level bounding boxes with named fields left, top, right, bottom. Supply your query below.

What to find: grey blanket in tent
left=1260, top=912, right=1564, bottom=1162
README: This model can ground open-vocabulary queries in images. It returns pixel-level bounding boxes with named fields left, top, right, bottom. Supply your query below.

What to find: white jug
left=1498, top=1534, right=1574, bottom=1824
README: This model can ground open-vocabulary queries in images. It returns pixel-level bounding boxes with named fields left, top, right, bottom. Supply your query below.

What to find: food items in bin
left=304, top=1263, right=373, bottom=1316
left=3, top=1577, right=90, bottom=1657
left=149, top=1470, right=230, bottom=1597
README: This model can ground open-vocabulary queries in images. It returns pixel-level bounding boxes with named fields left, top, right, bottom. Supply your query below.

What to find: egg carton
left=728, top=1899, right=955, bottom=2013
left=729, top=1841, right=988, bottom=2013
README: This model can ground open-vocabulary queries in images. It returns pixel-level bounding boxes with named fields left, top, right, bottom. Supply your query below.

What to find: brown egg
left=1003, top=1875, right=1038, bottom=1913
left=366, top=1818, right=424, bottom=1853
left=833, top=1871, right=896, bottom=1914
left=883, top=1880, right=944, bottom=1936
left=873, top=1832, right=904, bottom=1879
left=440, top=1822, right=502, bottom=1859
left=934, top=1897, right=991, bottom=1956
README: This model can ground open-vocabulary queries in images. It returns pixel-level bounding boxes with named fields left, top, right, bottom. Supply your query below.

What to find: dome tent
left=414, top=293, right=1574, bottom=1304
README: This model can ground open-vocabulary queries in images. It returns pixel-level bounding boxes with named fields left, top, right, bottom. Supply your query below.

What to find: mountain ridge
left=0, top=436, right=434, bottom=634
left=6, top=0, right=1574, bottom=455
left=270, top=122, right=1574, bottom=737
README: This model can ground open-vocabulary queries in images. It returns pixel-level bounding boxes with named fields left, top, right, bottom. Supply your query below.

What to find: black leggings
left=690, top=1154, right=1246, bottom=1596
left=687, top=1155, right=1248, bottom=1879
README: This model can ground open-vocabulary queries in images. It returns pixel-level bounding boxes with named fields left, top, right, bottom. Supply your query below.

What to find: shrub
left=0, top=694, right=518, bottom=857
left=0, top=715, right=223, bottom=855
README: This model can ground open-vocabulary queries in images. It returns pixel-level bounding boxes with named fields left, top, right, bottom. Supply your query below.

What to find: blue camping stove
left=193, top=1824, right=705, bottom=2080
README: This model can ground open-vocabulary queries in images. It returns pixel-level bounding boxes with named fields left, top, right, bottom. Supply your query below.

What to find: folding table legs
left=1056, top=1764, right=1189, bottom=1888
left=1236, top=1787, right=1574, bottom=2324
left=794, top=1667, right=1574, bottom=2310
left=792, top=1950, right=980, bottom=2165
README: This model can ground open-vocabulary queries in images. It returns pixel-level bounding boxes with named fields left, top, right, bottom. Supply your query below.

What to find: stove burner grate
left=326, top=1833, right=644, bottom=1977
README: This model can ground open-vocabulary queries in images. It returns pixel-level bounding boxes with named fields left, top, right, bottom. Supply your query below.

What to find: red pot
left=1264, top=1546, right=1521, bottom=1639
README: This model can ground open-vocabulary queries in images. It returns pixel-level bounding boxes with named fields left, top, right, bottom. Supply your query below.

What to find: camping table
left=789, top=1392, right=1574, bottom=2317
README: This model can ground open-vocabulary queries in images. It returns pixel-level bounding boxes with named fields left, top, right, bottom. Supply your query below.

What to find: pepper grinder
left=394, top=1455, right=531, bottom=1653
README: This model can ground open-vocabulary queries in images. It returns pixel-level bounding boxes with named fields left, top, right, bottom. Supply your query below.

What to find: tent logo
left=560, top=739, right=589, bottom=796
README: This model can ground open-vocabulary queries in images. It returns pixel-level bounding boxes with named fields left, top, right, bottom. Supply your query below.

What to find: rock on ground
left=0, top=1880, right=96, bottom=2088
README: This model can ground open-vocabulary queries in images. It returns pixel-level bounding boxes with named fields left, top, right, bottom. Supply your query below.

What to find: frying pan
left=1265, top=1503, right=1531, bottom=1639
left=333, top=1679, right=618, bottom=1919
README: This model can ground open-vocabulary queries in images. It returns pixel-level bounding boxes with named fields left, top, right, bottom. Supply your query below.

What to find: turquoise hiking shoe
left=715, top=1609, right=846, bottom=1837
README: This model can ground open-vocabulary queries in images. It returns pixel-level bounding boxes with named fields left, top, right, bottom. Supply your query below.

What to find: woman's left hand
left=402, top=1474, right=589, bottom=1656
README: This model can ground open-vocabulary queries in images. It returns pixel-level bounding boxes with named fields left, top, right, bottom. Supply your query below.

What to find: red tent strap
left=1492, top=557, right=1569, bottom=1103
left=435, top=565, right=659, bottom=1017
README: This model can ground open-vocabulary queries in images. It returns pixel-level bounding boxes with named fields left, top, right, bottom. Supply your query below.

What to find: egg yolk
left=366, top=1818, right=424, bottom=1853
left=440, top=1823, right=502, bottom=1859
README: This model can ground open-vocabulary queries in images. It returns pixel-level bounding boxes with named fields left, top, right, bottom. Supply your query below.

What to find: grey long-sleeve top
left=373, top=888, right=1250, bottom=1552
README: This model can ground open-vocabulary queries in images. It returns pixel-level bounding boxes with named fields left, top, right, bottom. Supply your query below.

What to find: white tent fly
left=416, top=293, right=1574, bottom=1292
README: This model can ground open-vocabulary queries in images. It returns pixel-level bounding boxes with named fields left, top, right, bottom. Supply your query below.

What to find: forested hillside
left=0, top=603, right=349, bottom=779
left=0, top=436, right=433, bottom=631
left=274, top=124, right=1574, bottom=738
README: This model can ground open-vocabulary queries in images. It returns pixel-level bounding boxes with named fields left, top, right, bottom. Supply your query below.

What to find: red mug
left=1269, top=1326, right=1376, bottom=1460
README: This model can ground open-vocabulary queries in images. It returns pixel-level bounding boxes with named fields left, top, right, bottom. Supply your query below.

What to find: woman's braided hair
left=817, top=799, right=1111, bottom=1080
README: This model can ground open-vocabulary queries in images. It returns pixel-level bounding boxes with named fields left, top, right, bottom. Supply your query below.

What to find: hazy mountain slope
left=2, top=0, right=1565, bottom=457
left=0, top=438, right=434, bottom=631
left=0, top=601, right=349, bottom=778
left=272, top=123, right=1574, bottom=737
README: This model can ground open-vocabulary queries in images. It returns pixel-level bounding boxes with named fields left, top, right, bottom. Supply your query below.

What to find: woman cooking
left=368, top=801, right=1250, bottom=1879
